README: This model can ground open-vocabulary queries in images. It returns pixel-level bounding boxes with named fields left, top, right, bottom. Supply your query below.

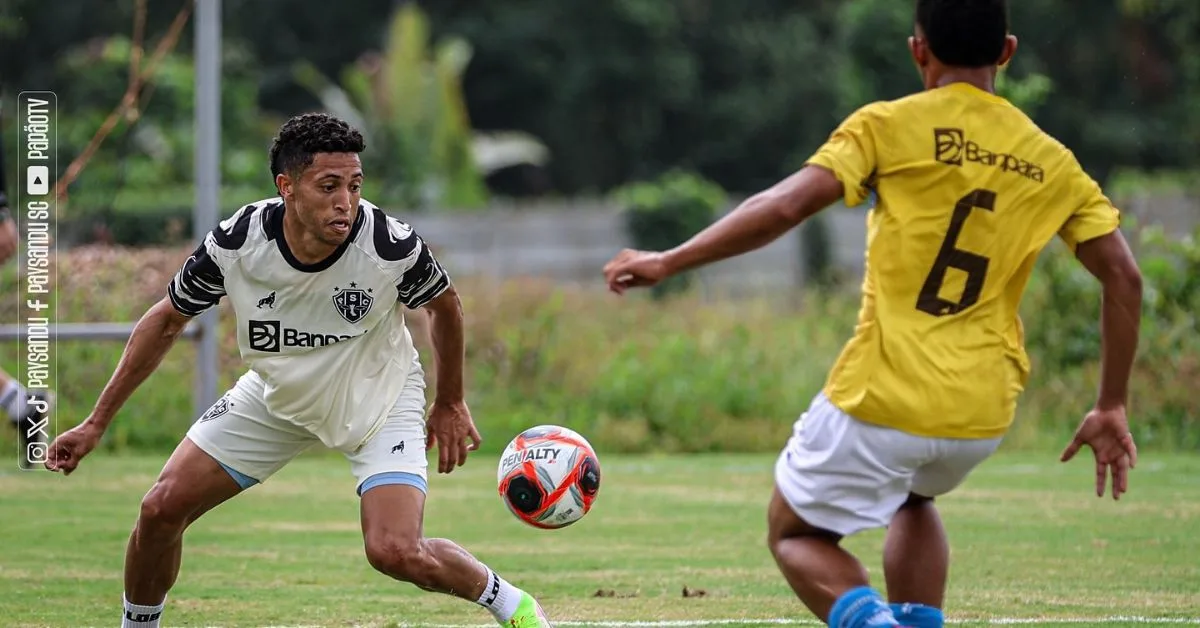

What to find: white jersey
left=167, top=197, right=450, bottom=453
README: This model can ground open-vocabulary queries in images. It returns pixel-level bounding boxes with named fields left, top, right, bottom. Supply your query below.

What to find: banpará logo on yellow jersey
left=934, top=127, right=1044, bottom=183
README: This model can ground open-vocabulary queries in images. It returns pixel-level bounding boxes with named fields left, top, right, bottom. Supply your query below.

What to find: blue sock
left=828, top=586, right=897, bottom=628
left=890, top=603, right=944, bottom=628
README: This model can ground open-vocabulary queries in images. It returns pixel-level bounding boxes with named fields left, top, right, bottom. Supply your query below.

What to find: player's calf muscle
left=365, top=535, right=488, bottom=597
left=364, top=534, right=429, bottom=580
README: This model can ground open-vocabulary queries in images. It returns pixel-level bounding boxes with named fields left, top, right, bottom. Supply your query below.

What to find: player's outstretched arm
left=88, top=297, right=195, bottom=429
left=45, top=297, right=193, bottom=474
left=1075, top=230, right=1143, bottom=412
left=1060, top=230, right=1143, bottom=499
left=422, top=285, right=482, bottom=474
left=424, top=285, right=466, bottom=410
left=604, top=165, right=843, bottom=293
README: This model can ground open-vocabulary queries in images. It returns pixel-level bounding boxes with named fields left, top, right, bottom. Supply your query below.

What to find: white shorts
left=774, top=393, right=1003, bottom=537
left=187, top=364, right=429, bottom=497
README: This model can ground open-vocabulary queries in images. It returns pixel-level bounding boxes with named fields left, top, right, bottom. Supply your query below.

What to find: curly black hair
left=268, top=112, right=366, bottom=182
left=916, top=0, right=1009, bottom=68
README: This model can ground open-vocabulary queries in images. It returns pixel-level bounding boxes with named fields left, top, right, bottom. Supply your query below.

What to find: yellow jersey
left=806, top=82, right=1120, bottom=439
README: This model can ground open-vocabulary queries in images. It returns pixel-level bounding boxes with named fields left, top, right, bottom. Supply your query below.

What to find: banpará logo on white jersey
left=247, top=319, right=361, bottom=353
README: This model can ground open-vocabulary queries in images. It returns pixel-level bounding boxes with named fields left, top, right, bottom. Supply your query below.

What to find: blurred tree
left=995, top=71, right=1054, bottom=117
left=221, top=0, right=397, bottom=113
left=1117, top=0, right=1200, bottom=165
left=420, top=1, right=843, bottom=195
left=2, top=0, right=1197, bottom=200
left=293, top=3, right=548, bottom=210
left=53, top=36, right=270, bottom=194
left=47, top=33, right=275, bottom=243
left=424, top=0, right=1200, bottom=195
left=0, top=0, right=185, bottom=93
left=831, top=0, right=918, bottom=114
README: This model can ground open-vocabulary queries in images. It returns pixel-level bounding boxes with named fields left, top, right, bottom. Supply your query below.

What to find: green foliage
left=418, top=1, right=842, bottom=194
left=1, top=33, right=278, bottom=245
left=996, top=70, right=1054, bottom=116
left=832, top=0, right=917, bottom=113
left=1024, top=223, right=1200, bottom=371
left=294, top=3, right=489, bottom=210
left=613, top=170, right=728, bottom=298
left=1018, top=222, right=1199, bottom=448
left=1107, top=168, right=1200, bottom=198
left=51, top=36, right=273, bottom=202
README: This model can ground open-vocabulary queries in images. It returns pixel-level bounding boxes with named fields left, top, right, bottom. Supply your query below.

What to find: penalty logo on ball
left=497, top=425, right=601, bottom=529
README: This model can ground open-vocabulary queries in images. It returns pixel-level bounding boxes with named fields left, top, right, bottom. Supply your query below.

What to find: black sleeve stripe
left=397, top=242, right=451, bottom=309
left=261, top=200, right=284, bottom=241
left=211, top=202, right=262, bottom=250
left=371, top=207, right=421, bottom=262
left=167, top=244, right=227, bottom=316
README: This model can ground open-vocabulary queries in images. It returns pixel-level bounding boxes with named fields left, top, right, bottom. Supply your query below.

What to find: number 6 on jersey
left=916, top=188, right=997, bottom=317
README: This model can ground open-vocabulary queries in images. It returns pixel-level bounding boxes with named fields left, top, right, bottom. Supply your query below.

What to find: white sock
left=474, top=568, right=523, bottom=622
left=0, top=379, right=26, bottom=419
left=122, top=594, right=165, bottom=628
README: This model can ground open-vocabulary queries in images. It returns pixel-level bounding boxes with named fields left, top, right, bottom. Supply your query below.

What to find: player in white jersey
left=43, top=113, right=553, bottom=628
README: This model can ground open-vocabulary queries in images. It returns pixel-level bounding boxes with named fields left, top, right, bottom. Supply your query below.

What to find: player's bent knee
left=767, top=488, right=842, bottom=552
left=137, top=480, right=194, bottom=533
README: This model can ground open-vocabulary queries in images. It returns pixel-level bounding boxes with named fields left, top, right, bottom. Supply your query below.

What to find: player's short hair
left=268, top=112, right=366, bottom=181
left=915, top=0, right=1009, bottom=68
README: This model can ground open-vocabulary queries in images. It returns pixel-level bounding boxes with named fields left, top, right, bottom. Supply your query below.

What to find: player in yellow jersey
left=602, top=1, right=1142, bottom=627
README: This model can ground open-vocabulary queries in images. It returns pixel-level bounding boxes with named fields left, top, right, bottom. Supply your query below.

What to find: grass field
left=1, top=450, right=1198, bottom=628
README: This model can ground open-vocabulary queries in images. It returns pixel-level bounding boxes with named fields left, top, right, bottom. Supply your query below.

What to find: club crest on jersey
left=332, top=282, right=374, bottom=324
left=199, top=395, right=231, bottom=422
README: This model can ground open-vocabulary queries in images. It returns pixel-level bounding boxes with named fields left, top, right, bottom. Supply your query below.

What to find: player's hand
left=425, top=399, right=482, bottom=474
left=602, top=249, right=671, bottom=295
left=44, top=419, right=105, bottom=475
left=1060, top=405, right=1138, bottom=500
left=0, top=216, right=17, bottom=265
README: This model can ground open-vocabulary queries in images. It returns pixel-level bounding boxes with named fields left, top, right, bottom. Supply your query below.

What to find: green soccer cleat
left=504, top=592, right=552, bottom=628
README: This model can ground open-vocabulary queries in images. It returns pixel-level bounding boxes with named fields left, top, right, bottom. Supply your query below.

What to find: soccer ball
left=497, top=425, right=601, bottom=529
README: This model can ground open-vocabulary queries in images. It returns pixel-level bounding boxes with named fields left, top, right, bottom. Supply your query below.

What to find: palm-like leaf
left=290, top=3, right=553, bottom=210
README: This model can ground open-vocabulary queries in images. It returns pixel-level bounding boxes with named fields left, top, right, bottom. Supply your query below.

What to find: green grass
left=1, top=451, right=1197, bottom=627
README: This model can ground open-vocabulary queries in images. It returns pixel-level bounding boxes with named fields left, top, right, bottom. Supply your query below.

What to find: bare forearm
left=662, top=166, right=843, bottom=276
left=88, top=300, right=189, bottom=429
left=1096, top=275, right=1142, bottom=409
left=426, top=289, right=466, bottom=404
left=664, top=193, right=800, bottom=275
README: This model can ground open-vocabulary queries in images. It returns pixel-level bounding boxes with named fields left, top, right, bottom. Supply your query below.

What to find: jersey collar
left=269, top=201, right=365, bottom=273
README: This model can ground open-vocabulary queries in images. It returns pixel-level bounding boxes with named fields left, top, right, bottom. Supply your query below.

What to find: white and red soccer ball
left=497, top=425, right=601, bottom=529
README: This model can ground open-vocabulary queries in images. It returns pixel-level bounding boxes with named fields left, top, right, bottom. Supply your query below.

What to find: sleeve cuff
left=1064, top=222, right=1119, bottom=252
left=806, top=155, right=866, bottom=207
